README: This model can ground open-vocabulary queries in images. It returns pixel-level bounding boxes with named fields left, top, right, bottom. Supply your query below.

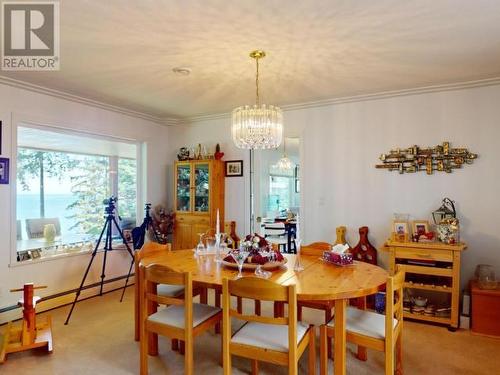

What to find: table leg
left=334, top=299, right=347, bottom=375
left=355, top=297, right=367, bottom=361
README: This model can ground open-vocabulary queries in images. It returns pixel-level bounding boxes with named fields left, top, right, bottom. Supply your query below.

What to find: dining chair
left=134, top=242, right=206, bottom=346
left=139, top=263, right=222, bottom=375
left=263, top=222, right=288, bottom=252
left=297, top=242, right=335, bottom=357
left=222, top=277, right=316, bottom=375
left=319, top=269, right=405, bottom=375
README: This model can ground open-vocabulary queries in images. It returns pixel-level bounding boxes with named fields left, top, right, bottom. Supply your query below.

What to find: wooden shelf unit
left=385, top=240, right=467, bottom=330
left=173, top=159, right=225, bottom=250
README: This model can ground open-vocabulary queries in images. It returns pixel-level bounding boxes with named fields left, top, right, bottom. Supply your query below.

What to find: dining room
left=1, top=1, right=500, bottom=374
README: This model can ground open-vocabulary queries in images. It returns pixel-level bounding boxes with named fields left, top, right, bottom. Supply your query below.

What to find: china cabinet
left=173, top=160, right=225, bottom=250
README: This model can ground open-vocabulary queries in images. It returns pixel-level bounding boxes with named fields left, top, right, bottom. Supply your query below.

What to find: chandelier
left=232, top=50, right=283, bottom=149
left=274, top=138, right=295, bottom=171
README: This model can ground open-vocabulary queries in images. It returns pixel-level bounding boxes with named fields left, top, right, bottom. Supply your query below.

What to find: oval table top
left=140, top=250, right=388, bottom=301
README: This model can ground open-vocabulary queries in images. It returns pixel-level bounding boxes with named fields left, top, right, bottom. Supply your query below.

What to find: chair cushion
left=157, top=284, right=185, bottom=297
left=328, top=306, right=397, bottom=339
left=148, top=303, right=221, bottom=329
left=232, top=321, right=309, bottom=352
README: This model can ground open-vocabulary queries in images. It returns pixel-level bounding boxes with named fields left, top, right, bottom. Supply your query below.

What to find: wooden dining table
left=139, top=250, right=387, bottom=375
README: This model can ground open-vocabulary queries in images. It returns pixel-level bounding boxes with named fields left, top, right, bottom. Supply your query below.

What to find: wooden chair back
left=136, top=242, right=171, bottom=263
left=222, top=277, right=298, bottom=356
left=224, top=221, right=240, bottom=249
left=134, top=242, right=172, bottom=342
left=141, top=263, right=191, bottom=308
left=385, top=269, right=405, bottom=341
left=300, top=242, right=332, bottom=256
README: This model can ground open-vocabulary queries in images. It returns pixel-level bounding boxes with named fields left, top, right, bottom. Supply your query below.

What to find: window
left=268, top=175, right=294, bottom=213
left=16, top=125, right=138, bottom=262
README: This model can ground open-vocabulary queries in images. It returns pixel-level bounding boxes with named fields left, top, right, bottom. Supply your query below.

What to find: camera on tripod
left=144, top=203, right=152, bottom=218
left=103, top=196, right=118, bottom=215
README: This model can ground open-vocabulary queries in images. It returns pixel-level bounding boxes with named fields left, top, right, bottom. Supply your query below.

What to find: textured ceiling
left=2, top=0, right=500, bottom=119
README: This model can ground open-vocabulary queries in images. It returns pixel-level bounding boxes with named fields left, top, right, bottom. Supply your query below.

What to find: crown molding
left=0, top=75, right=183, bottom=125
left=3, top=74, right=500, bottom=127
left=186, top=76, right=500, bottom=124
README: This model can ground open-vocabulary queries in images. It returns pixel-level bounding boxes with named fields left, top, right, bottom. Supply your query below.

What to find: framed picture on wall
left=225, top=160, right=243, bottom=177
left=0, top=157, right=9, bottom=184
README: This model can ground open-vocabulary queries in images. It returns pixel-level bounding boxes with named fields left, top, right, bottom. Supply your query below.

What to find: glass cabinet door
left=176, top=163, right=191, bottom=211
left=194, top=163, right=210, bottom=212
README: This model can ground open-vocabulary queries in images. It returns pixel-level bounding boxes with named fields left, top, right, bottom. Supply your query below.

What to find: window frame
left=10, top=118, right=143, bottom=266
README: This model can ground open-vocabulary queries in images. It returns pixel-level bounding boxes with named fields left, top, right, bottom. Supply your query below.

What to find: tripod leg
left=120, top=258, right=135, bottom=302
left=64, top=221, right=108, bottom=325
left=99, top=219, right=112, bottom=296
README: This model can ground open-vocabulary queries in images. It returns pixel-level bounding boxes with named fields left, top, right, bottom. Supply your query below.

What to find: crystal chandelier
left=274, top=138, right=295, bottom=171
left=232, top=51, right=283, bottom=149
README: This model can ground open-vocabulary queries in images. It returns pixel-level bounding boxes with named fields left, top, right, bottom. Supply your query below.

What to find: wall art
left=376, top=142, right=477, bottom=174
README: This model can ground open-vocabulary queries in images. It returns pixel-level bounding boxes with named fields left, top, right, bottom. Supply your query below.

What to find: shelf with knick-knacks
left=173, top=159, right=225, bottom=250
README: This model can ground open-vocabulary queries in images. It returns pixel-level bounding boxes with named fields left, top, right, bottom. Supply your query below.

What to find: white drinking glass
left=195, top=232, right=206, bottom=255
left=293, top=238, right=304, bottom=272
left=231, top=249, right=249, bottom=278
left=255, top=249, right=272, bottom=278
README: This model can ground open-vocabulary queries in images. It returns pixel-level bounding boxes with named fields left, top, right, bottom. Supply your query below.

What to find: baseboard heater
left=0, top=273, right=135, bottom=318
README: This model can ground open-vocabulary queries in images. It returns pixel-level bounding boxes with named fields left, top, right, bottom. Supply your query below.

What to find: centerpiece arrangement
left=222, top=234, right=287, bottom=278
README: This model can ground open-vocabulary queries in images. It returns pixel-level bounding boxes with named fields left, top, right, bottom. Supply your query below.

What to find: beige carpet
left=1, top=288, right=499, bottom=374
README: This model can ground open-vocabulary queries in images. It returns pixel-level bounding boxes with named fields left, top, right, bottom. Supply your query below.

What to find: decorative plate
left=221, top=258, right=287, bottom=271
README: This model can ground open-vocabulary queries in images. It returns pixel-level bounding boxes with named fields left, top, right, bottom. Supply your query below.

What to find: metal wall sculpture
left=376, top=142, right=477, bottom=174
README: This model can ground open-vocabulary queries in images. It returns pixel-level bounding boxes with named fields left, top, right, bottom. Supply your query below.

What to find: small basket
left=322, top=251, right=353, bottom=266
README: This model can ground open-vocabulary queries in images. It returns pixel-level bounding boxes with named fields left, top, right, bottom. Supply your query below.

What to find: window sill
left=9, top=248, right=92, bottom=268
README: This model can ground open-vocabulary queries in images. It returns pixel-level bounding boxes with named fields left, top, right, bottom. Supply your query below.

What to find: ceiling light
left=172, top=67, right=191, bottom=76
left=274, top=138, right=295, bottom=171
left=231, top=50, right=283, bottom=149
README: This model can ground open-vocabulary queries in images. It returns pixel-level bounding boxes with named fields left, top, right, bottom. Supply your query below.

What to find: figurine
left=177, top=147, right=190, bottom=161
left=214, top=143, right=224, bottom=160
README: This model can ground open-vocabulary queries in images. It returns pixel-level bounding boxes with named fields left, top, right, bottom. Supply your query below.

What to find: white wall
left=0, top=84, right=170, bottom=313
left=169, top=83, right=500, bottom=290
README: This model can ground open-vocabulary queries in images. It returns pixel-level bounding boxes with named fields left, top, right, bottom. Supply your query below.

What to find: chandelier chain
left=255, top=57, right=260, bottom=105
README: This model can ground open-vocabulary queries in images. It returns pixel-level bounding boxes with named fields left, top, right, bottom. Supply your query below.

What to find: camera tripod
left=64, top=198, right=134, bottom=325
left=119, top=204, right=160, bottom=302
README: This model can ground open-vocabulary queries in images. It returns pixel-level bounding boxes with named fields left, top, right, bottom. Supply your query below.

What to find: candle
left=216, top=209, right=220, bottom=236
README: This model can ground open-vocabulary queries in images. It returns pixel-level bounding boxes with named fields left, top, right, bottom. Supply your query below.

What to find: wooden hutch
left=385, top=240, right=467, bottom=331
left=173, top=159, right=225, bottom=250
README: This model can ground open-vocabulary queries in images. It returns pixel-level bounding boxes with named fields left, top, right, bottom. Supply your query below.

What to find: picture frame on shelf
left=412, top=220, right=430, bottom=236
left=225, top=160, right=243, bottom=177
left=392, top=220, right=410, bottom=242
left=0, top=157, right=9, bottom=184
